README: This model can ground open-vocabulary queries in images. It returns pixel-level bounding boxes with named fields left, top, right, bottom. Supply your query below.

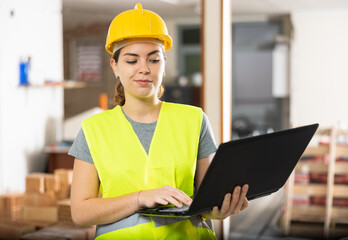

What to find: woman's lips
left=135, top=80, right=151, bottom=85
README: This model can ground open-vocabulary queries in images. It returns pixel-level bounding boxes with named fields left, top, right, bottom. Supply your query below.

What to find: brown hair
left=112, top=49, right=165, bottom=106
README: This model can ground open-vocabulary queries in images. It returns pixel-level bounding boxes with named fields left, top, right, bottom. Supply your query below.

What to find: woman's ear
left=110, top=58, right=119, bottom=76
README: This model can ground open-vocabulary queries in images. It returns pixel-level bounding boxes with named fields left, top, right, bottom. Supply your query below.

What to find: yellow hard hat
left=105, top=3, right=173, bottom=54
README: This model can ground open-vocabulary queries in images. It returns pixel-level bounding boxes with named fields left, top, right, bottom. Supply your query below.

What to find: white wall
left=0, top=0, right=63, bottom=193
left=290, top=10, right=348, bottom=128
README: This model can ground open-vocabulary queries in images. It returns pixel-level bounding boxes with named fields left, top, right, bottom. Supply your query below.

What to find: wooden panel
left=291, top=206, right=325, bottom=222
left=293, top=184, right=327, bottom=195
left=330, top=226, right=348, bottom=238
left=289, top=221, right=348, bottom=238
left=337, top=129, right=348, bottom=135
left=283, top=172, right=295, bottom=235
left=336, top=146, right=348, bottom=157
left=289, top=222, right=324, bottom=238
left=325, top=126, right=336, bottom=237
left=335, top=162, right=348, bottom=174
left=303, top=145, right=330, bottom=156
left=316, top=128, right=332, bottom=135
left=292, top=206, right=348, bottom=224
left=332, top=207, right=348, bottom=223
left=296, top=161, right=327, bottom=173
left=333, top=185, right=348, bottom=197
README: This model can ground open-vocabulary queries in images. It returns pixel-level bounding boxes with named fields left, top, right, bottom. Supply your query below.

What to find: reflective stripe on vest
left=95, top=214, right=214, bottom=238
left=82, top=102, right=216, bottom=239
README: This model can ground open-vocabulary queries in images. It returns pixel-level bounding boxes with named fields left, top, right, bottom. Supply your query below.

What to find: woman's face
left=110, top=42, right=165, bottom=102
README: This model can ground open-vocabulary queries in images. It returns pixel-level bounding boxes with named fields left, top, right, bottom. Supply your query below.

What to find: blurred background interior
left=1, top=0, right=348, bottom=239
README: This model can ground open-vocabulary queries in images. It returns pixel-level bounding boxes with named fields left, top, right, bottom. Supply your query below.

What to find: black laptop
left=136, top=123, right=319, bottom=218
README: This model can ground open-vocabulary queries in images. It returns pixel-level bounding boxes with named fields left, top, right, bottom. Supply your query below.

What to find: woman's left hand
left=202, top=184, right=249, bottom=220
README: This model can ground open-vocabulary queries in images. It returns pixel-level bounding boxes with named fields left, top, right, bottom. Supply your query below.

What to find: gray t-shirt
left=68, top=110, right=217, bottom=163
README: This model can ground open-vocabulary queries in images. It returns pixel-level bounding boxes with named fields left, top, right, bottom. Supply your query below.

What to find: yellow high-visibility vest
left=82, top=102, right=216, bottom=239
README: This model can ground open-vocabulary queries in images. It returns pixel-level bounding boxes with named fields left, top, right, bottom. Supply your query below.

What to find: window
left=177, top=25, right=201, bottom=78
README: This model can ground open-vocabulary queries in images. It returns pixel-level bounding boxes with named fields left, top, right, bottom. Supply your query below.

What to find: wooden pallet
left=282, top=126, right=348, bottom=238
left=286, top=221, right=348, bottom=239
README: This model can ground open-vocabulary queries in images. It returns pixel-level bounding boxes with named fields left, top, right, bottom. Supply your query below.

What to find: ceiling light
left=160, top=0, right=179, bottom=5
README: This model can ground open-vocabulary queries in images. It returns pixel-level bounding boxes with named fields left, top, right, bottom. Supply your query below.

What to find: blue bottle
left=19, top=58, right=30, bottom=85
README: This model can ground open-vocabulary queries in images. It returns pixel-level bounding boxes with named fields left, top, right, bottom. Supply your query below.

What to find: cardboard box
left=4, top=193, right=24, bottom=207
left=26, top=173, right=61, bottom=193
left=0, top=193, right=24, bottom=221
left=24, top=191, right=57, bottom=207
left=25, top=174, right=45, bottom=193
left=53, top=169, right=73, bottom=200
left=54, top=169, right=73, bottom=186
left=44, top=175, right=60, bottom=192
left=7, top=206, right=22, bottom=222
left=0, top=220, right=35, bottom=240
left=22, top=206, right=58, bottom=223
left=57, top=200, right=72, bottom=224
left=56, top=185, right=70, bottom=200
left=0, top=196, right=6, bottom=219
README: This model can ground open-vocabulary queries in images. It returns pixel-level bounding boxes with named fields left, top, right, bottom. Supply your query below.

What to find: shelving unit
left=18, top=80, right=86, bottom=89
left=281, top=126, right=348, bottom=238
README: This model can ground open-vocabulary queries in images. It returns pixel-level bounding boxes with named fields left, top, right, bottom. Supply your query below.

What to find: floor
left=227, top=189, right=348, bottom=240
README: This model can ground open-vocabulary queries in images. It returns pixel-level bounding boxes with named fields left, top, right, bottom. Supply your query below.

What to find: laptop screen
left=188, top=123, right=318, bottom=215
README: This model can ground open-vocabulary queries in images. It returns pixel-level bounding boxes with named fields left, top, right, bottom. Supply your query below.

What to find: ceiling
left=62, top=0, right=201, bottom=28
left=233, top=0, right=348, bottom=15
left=63, top=0, right=348, bottom=28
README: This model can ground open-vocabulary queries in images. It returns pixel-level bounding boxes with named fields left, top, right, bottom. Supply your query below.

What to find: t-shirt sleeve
left=68, top=128, right=94, bottom=164
left=197, top=112, right=218, bottom=160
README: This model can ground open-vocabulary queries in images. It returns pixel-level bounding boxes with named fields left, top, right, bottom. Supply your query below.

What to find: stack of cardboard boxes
left=0, top=193, right=35, bottom=239
left=0, top=220, right=35, bottom=240
left=22, top=170, right=72, bottom=223
left=0, top=168, right=95, bottom=240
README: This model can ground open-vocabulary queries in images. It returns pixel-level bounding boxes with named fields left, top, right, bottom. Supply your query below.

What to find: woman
left=70, top=3, right=249, bottom=239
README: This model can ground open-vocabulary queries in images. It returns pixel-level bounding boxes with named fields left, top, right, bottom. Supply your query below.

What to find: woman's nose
left=139, top=60, right=150, bottom=74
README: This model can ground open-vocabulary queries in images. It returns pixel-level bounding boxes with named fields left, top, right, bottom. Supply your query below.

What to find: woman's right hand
left=138, top=185, right=192, bottom=209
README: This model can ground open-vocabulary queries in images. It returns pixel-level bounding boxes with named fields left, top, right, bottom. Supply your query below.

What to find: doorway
left=232, top=20, right=290, bottom=139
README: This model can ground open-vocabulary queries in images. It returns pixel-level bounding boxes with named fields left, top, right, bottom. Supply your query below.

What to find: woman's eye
left=126, top=60, right=137, bottom=64
left=149, top=59, right=160, bottom=63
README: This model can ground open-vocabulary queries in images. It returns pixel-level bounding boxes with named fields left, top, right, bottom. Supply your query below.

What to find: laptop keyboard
left=158, top=205, right=190, bottom=213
